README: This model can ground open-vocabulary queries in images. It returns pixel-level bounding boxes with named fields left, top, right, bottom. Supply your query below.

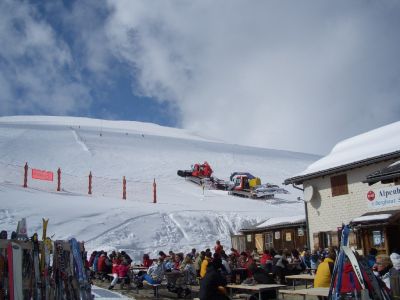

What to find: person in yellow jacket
left=200, top=252, right=212, bottom=278
left=314, top=250, right=336, bottom=287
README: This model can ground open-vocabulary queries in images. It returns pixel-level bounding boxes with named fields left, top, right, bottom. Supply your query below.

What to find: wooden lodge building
left=231, top=215, right=307, bottom=253
left=284, top=122, right=400, bottom=256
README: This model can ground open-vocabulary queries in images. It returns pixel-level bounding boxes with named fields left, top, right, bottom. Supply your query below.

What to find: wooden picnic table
left=279, top=287, right=329, bottom=299
left=227, top=283, right=286, bottom=299
left=285, top=274, right=315, bottom=289
left=130, top=265, right=149, bottom=270
left=129, top=266, right=148, bottom=275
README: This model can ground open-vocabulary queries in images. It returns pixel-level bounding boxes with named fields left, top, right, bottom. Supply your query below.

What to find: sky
left=0, top=1, right=399, bottom=155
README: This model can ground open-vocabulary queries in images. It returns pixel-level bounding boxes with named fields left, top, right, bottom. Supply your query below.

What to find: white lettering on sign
left=367, top=186, right=400, bottom=209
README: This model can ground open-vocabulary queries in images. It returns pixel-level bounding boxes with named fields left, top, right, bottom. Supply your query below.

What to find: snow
left=389, top=160, right=400, bottom=167
left=91, top=286, right=131, bottom=299
left=0, top=115, right=318, bottom=262
left=351, top=214, right=392, bottom=223
left=297, top=121, right=400, bottom=176
left=255, top=215, right=305, bottom=228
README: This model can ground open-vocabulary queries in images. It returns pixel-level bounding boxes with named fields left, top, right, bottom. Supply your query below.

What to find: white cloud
left=1, top=1, right=399, bottom=154
left=104, top=1, right=400, bottom=154
left=0, top=0, right=91, bottom=115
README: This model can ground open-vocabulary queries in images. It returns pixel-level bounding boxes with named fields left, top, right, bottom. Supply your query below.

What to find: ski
left=16, top=218, right=28, bottom=241
left=70, top=238, right=91, bottom=300
left=0, top=230, right=7, bottom=300
left=22, top=248, right=33, bottom=300
left=7, top=243, right=13, bottom=300
left=41, top=218, right=49, bottom=272
left=342, top=245, right=392, bottom=300
left=0, top=249, right=5, bottom=300
left=41, top=218, right=49, bottom=300
left=7, top=242, right=23, bottom=300
left=328, top=224, right=350, bottom=300
left=43, top=237, right=53, bottom=300
left=31, top=233, right=42, bottom=299
left=341, top=246, right=371, bottom=299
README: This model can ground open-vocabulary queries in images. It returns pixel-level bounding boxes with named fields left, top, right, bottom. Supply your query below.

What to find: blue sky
left=1, top=0, right=399, bottom=154
left=0, top=0, right=180, bottom=127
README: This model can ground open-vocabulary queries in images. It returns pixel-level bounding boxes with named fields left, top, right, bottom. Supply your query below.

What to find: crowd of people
left=86, top=242, right=400, bottom=300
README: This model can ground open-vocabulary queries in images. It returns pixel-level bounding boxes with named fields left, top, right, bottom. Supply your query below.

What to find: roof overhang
left=240, top=220, right=306, bottom=233
left=363, top=161, right=400, bottom=185
left=284, top=150, right=400, bottom=185
left=350, top=210, right=400, bottom=228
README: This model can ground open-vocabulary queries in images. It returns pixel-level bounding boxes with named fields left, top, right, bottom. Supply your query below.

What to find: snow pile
left=0, top=116, right=318, bottom=262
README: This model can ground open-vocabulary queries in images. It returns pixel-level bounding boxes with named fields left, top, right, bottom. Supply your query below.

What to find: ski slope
left=0, top=116, right=319, bottom=262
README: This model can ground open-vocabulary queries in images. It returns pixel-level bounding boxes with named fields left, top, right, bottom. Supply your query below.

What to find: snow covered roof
left=364, top=160, right=400, bottom=185
left=285, top=121, right=400, bottom=185
left=351, top=214, right=392, bottom=223
left=240, top=215, right=305, bottom=232
left=350, top=210, right=400, bottom=226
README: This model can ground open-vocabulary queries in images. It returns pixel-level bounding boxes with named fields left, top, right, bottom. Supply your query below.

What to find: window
left=330, top=174, right=348, bottom=196
left=265, top=232, right=273, bottom=250
left=298, top=228, right=304, bottom=236
left=372, top=230, right=384, bottom=247
left=318, top=231, right=332, bottom=248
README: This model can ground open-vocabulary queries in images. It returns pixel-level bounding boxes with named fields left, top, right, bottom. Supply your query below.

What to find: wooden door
left=255, top=234, right=264, bottom=253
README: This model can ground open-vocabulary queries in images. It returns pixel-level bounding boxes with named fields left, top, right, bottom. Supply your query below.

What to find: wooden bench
left=285, top=274, right=315, bottom=289
left=279, top=287, right=329, bottom=299
left=227, top=283, right=286, bottom=299
left=143, top=280, right=162, bottom=298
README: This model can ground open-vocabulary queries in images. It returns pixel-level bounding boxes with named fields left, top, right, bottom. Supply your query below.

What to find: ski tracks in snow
left=71, top=128, right=91, bottom=154
left=85, top=212, right=160, bottom=243
left=168, top=213, right=189, bottom=241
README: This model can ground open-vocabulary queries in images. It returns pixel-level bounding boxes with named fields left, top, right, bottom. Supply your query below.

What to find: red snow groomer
left=177, top=161, right=213, bottom=185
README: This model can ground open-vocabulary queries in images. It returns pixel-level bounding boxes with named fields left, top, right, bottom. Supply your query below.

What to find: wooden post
left=57, top=168, right=61, bottom=191
left=23, top=162, right=28, bottom=188
left=88, top=172, right=92, bottom=195
left=153, top=178, right=157, bottom=203
left=123, top=176, right=126, bottom=200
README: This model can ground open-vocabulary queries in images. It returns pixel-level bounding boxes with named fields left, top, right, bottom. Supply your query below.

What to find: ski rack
left=0, top=238, right=88, bottom=299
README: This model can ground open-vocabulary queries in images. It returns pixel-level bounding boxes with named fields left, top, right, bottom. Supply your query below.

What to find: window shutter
left=331, top=174, right=349, bottom=196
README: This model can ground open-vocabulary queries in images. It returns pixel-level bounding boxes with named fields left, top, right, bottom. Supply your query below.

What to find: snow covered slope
left=0, top=116, right=318, bottom=262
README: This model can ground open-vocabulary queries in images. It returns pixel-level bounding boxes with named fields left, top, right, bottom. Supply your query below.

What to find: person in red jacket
left=97, top=253, right=107, bottom=274
left=260, top=249, right=274, bottom=273
left=142, top=254, right=153, bottom=268
left=214, top=240, right=223, bottom=255
left=89, top=251, right=98, bottom=268
left=109, top=256, right=122, bottom=289
left=109, top=260, right=131, bottom=290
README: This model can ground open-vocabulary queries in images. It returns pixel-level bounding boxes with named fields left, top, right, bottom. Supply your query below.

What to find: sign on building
left=366, top=186, right=400, bottom=209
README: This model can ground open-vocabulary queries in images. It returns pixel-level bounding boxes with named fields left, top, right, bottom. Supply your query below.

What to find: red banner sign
left=32, top=169, right=53, bottom=181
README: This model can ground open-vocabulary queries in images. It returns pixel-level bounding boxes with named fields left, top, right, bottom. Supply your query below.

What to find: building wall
left=304, top=158, right=400, bottom=250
